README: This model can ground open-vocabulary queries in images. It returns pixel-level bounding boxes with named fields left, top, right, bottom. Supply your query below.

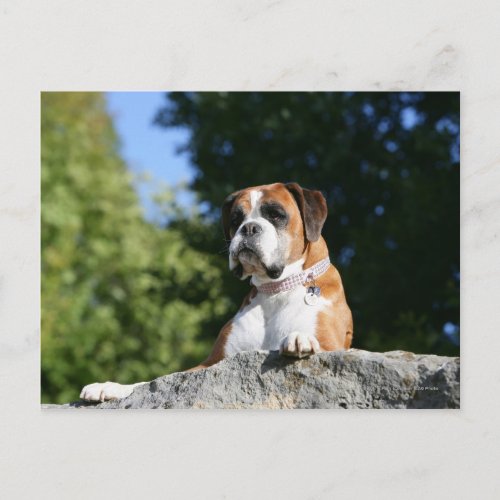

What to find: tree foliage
left=41, top=93, right=232, bottom=403
left=155, top=92, right=460, bottom=356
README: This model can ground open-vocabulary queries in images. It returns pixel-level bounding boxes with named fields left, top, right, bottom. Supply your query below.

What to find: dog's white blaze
left=249, top=190, right=262, bottom=215
left=224, top=286, right=331, bottom=356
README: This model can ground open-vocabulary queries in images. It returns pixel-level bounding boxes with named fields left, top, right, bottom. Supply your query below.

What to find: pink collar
left=256, top=257, right=331, bottom=294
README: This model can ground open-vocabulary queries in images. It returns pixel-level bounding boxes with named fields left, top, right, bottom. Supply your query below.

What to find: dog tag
left=304, top=290, right=318, bottom=306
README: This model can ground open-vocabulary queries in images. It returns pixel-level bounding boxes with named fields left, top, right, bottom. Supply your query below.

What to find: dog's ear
left=221, top=191, right=240, bottom=241
left=285, top=182, right=328, bottom=242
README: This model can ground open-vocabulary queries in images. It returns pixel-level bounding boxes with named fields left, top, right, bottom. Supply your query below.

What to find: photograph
left=41, top=91, right=460, bottom=409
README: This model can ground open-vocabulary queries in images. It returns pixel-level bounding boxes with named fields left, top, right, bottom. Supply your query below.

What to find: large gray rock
left=44, top=349, right=460, bottom=409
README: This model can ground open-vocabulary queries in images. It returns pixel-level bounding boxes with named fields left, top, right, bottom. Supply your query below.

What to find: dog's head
left=222, top=182, right=328, bottom=281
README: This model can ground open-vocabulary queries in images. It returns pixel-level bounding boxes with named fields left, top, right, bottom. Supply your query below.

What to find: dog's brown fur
left=190, top=183, right=353, bottom=371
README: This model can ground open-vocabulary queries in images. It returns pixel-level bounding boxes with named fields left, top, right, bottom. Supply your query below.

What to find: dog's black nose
left=241, top=222, right=262, bottom=236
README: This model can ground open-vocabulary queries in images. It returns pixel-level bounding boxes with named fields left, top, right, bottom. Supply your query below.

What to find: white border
left=1, top=1, right=499, bottom=498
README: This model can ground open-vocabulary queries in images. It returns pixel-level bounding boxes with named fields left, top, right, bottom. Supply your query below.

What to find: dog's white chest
left=224, top=287, right=329, bottom=356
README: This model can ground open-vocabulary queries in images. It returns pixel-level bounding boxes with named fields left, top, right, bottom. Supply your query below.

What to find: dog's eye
left=230, top=211, right=244, bottom=228
left=261, top=203, right=287, bottom=226
left=266, top=208, right=286, bottom=220
left=268, top=211, right=282, bottom=220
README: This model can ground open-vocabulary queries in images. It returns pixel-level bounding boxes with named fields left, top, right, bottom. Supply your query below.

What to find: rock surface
left=43, top=349, right=460, bottom=409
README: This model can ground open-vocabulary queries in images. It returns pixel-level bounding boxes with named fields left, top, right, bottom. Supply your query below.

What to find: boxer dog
left=80, top=182, right=353, bottom=402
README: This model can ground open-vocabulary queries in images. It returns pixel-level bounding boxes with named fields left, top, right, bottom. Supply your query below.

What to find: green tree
left=41, top=93, right=232, bottom=403
left=155, top=92, right=460, bottom=356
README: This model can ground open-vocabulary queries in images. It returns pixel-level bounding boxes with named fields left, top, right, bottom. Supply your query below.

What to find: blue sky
left=105, top=92, right=194, bottom=220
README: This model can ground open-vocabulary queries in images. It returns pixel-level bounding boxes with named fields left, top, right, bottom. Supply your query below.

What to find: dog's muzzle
left=232, top=244, right=284, bottom=280
left=230, top=221, right=284, bottom=280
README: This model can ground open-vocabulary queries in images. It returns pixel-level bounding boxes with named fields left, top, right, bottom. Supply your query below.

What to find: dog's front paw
left=279, top=332, right=321, bottom=358
left=80, top=381, right=135, bottom=402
